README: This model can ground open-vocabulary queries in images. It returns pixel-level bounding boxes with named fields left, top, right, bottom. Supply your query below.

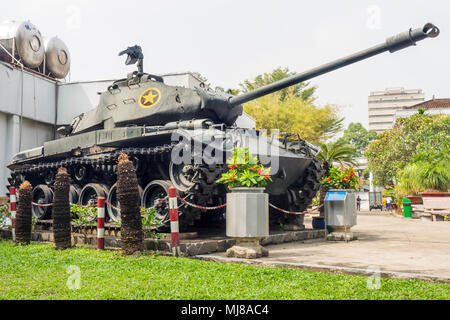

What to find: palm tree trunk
left=117, top=153, right=143, bottom=255
left=16, top=181, right=32, bottom=244
left=319, top=161, right=330, bottom=218
left=53, top=167, right=72, bottom=249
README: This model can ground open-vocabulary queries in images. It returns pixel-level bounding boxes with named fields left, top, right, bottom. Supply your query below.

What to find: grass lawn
left=0, top=239, right=448, bottom=300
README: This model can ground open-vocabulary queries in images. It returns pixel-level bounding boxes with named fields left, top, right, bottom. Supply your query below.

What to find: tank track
left=7, top=145, right=323, bottom=231
left=10, top=144, right=175, bottom=177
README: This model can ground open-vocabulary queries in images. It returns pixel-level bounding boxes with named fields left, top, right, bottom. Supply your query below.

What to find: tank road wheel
left=131, top=157, right=146, bottom=175
left=107, top=183, right=143, bottom=222
left=79, top=183, right=110, bottom=208
left=73, top=165, right=89, bottom=184
left=31, top=185, right=54, bottom=219
left=169, top=162, right=196, bottom=192
left=141, top=180, right=173, bottom=227
left=43, top=169, right=56, bottom=185
left=69, top=185, right=81, bottom=205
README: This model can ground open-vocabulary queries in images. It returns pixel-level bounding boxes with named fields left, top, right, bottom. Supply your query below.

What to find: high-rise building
left=368, top=87, right=425, bottom=133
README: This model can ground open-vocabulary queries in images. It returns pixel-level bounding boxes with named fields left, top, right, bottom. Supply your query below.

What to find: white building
left=368, top=87, right=425, bottom=134
left=395, top=98, right=450, bottom=120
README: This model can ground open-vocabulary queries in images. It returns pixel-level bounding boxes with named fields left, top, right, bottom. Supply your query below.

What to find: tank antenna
left=119, top=45, right=144, bottom=73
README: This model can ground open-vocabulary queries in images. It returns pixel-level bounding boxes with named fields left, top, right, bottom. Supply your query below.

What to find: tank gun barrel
left=229, top=23, right=439, bottom=107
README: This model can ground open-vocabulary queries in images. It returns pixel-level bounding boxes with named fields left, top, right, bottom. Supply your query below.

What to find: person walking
left=386, top=196, right=393, bottom=212
left=356, top=196, right=361, bottom=211
left=382, top=197, right=386, bottom=211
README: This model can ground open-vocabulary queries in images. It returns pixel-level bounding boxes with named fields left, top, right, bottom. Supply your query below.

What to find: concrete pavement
left=200, top=211, right=450, bottom=282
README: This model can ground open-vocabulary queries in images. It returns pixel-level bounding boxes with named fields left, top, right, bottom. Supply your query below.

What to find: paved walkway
left=201, top=212, right=450, bottom=282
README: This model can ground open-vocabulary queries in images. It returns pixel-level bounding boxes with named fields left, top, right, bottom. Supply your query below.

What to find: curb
left=193, top=254, right=450, bottom=284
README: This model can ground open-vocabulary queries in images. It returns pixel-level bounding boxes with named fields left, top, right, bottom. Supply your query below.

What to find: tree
left=117, top=153, right=143, bottom=255
left=240, top=67, right=344, bottom=144
left=316, top=140, right=359, bottom=216
left=244, top=91, right=343, bottom=144
left=16, top=181, right=32, bottom=245
left=337, top=122, right=377, bottom=155
left=53, top=167, right=72, bottom=249
left=240, top=67, right=317, bottom=102
left=366, top=114, right=450, bottom=187
left=316, top=140, right=359, bottom=174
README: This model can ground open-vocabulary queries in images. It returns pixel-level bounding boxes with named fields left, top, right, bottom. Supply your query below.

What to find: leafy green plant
left=31, top=216, right=38, bottom=228
left=141, top=207, right=164, bottom=239
left=397, top=164, right=423, bottom=196
left=216, top=147, right=272, bottom=188
left=397, top=146, right=450, bottom=193
left=71, top=204, right=97, bottom=241
left=416, top=161, right=450, bottom=192
left=0, top=205, right=11, bottom=228
left=311, top=191, right=320, bottom=207
left=0, top=205, right=10, bottom=218
left=321, top=166, right=359, bottom=190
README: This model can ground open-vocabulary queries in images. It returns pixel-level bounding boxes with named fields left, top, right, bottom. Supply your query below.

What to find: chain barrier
left=176, top=196, right=226, bottom=210
left=269, top=203, right=306, bottom=215
left=31, top=197, right=320, bottom=216
left=105, top=196, right=169, bottom=214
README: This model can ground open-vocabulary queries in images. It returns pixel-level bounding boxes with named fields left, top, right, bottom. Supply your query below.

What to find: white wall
left=56, top=79, right=114, bottom=125
left=0, top=62, right=57, bottom=195
left=0, top=62, right=56, bottom=124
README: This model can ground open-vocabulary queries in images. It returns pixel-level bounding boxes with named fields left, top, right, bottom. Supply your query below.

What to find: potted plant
left=416, top=161, right=450, bottom=215
left=216, top=147, right=272, bottom=259
left=320, top=166, right=359, bottom=238
left=398, top=157, right=449, bottom=218
left=397, top=164, right=423, bottom=205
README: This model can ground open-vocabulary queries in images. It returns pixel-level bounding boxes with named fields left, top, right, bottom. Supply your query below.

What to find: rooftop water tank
left=44, top=36, right=70, bottom=79
left=0, top=20, right=45, bottom=68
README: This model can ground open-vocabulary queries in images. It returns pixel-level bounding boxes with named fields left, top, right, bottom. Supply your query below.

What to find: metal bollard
left=9, top=187, right=16, bottom=242
left=97, top=197, right=105, bottom=250
left=168, top=186, right=180, bottom=257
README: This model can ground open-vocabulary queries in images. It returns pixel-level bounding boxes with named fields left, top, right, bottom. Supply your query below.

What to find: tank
left=6, top=23, right=439, bottom=230
left=44, top=36, right=70, bottom=79
left=0, top=20, right=45, bottom=68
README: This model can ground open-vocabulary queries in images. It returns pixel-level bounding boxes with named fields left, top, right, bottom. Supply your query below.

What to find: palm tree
left=117, top=153, right=143, bottom=255
left=16, top=181, right=32, bottom=244
left=53, top=167, right=72, bottom=249
left=316, top=140, right=359, bottom=216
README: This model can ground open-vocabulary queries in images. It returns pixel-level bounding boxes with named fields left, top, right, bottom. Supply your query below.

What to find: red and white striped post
left=9, top=187, right=17, bottom=242
left=97, top=197, right=105, bottom=250
left=168, top=186, right=180, bottom=257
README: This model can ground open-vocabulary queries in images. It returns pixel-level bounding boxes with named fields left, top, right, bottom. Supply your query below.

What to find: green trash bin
left=403, top=198, right=412, bottom=218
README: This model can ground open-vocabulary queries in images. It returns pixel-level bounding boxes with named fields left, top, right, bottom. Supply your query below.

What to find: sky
left=2, top=0, right=449, bottom=130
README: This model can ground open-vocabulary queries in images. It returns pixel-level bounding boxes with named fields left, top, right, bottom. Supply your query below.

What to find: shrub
left=216, top=147, right=271, bottom=188
left=321, top=166, right=359, bottom=190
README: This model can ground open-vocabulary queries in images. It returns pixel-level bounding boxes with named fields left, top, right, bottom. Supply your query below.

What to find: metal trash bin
left=402, top=197, right=412, bottom=219
left=325, top=189, right=357, bottom=241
